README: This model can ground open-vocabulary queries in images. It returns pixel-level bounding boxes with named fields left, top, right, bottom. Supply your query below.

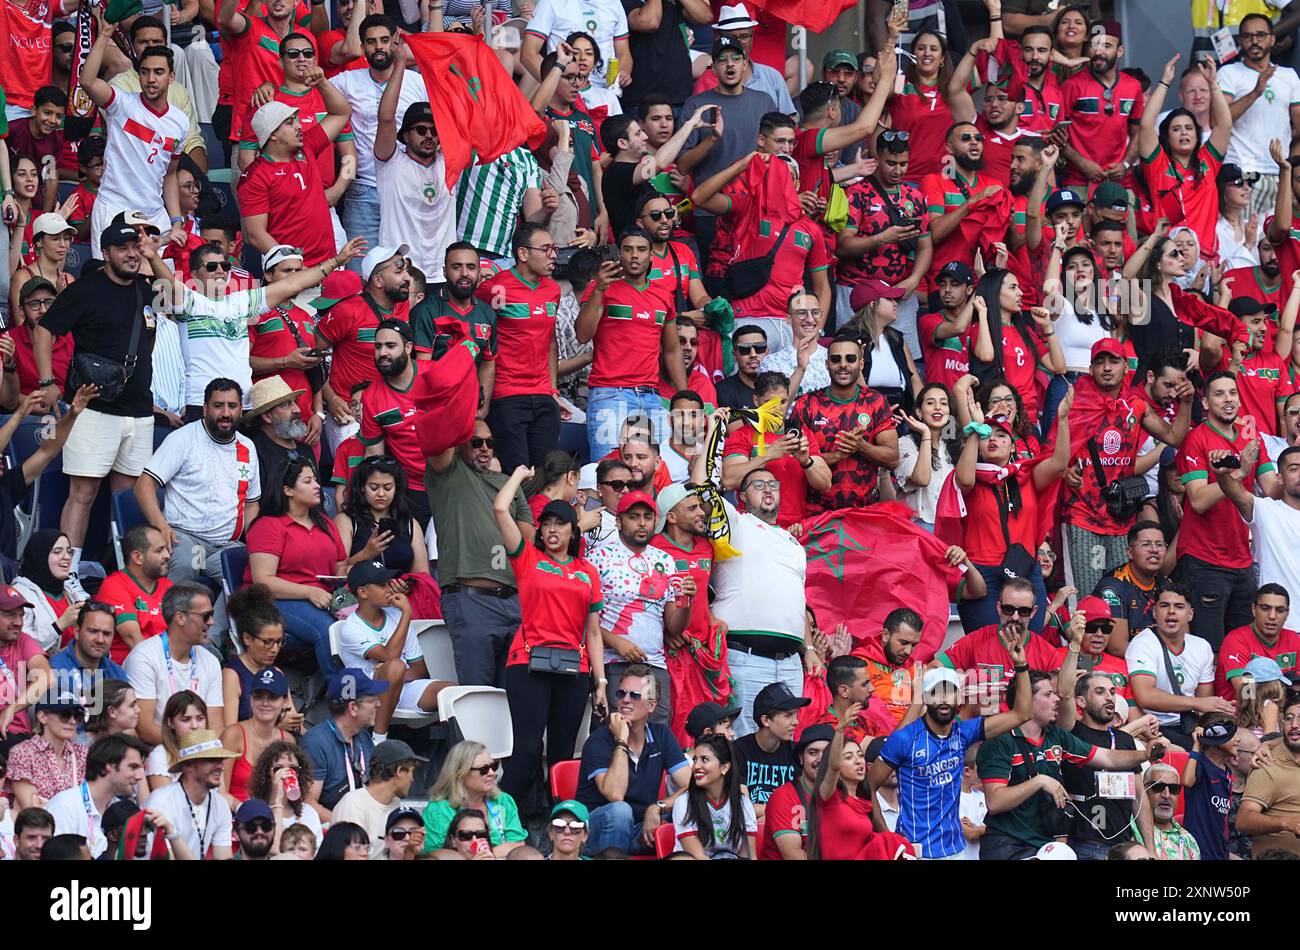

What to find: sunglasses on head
left=645, top=207, right=677, bottom=221
left=455, top=828, right=490, bottom=841
left=242, top=819, right=275, bottom=834
left=471, top=761, right=499, bottom=776
left=735, top=343, right=768, bottom=355
left=615, top=688, right=644, bottom=701
left=880, top=129, right=909, bottom=143
left=551, top=819, right=586, bottom=834
left=470, top=437, right=495, bottom=449
left=998, top=603, right=1034, bottom=618
left=200, top=260, right=232, bottom=273
left=600, top=479, right=632, bottom=492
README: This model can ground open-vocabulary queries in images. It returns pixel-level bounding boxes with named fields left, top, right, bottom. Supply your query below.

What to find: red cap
left=617, top=490, right=658, bottom=517
left=1076, top=595, right=1114, bottom=622
left=0, top=584, right=34, bottom=611
left=849, top=279, right=907, bottom=312
left=988, top=414, right=1015, bottom=435
left=1090, top=338, right=1126, bottom=362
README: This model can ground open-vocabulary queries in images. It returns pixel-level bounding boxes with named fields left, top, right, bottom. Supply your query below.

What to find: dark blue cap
left=327, top=667, right=388, bottom=702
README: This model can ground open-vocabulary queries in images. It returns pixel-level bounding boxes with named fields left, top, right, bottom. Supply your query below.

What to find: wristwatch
left=37, top=376, right=55, bottom=388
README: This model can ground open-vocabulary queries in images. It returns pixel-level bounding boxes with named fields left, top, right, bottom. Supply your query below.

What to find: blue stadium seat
left=56, top=180, right=76, bottom=204
left=64, top=244, right=92, bottom=279
left=558, top=422, right=589, bottom=465
left=199, top=123, right=227, bottom=171
left=111, top=486, right=160, bottom=569
left=219, top=543, right=248, bottom=645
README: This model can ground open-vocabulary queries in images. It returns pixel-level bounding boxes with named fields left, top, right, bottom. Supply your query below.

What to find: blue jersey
left=880, top=716, right=985, bottom=858
left=1182, top=750, right=1231, bottom=861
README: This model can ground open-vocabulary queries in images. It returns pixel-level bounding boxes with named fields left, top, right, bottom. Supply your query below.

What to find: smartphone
left=1056, top=119, right=1073, bottom=128
left=786, top=427, right=801, bottom=442
left=897, top=216, right=920, bottom=229
left=1212, top=455, right=1242, bottom=470
left=706, top=106, right=719, bottom=124
left=376, top=517, right=398, bottom=537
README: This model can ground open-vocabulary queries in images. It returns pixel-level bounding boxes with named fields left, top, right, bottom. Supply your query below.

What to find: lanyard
left=484, top=799, right=506, bottom=841
left=0, top=653, right=13, bottom=688
left=79, top=782, right=98, bottom=848
left=329, top=719, right=365, bottom=791
left=161, top=634, right=199, bottom=696
left=186, top=789, right=214, bottom=858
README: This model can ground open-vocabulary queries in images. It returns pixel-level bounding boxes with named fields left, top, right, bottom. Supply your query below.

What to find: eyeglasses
left=1240, top=30, right=1271, bottom=42
left=614, top=688, right=644, bottom=701
left=958, top=132, right=985, bottom=143
left=283, top=47, right=316, bottom=59
left=560, top=72, right=582, bottom=82
left=469, top=437, right=495, bottom=449
left=744, top=479, right=780, bottom=492
left=242, top=819, right=275, bottom=834
left=471, top=761, right=499, bottom=776
left=828, top=354, right=860, bottom=365
left=735, top=343, right=768, bottom=355
left=455, top=829, right=490, bottom=841
left=526, top=244, right=558, bottom=256
left=182, top=609, right=215, bottom=623
left=792, top=308, right=823, bottom=318
left=24, top=297, right=55, bottom=310
left=1146, top=782, right=1181, bottom=794
left=998, top=603, right=1034, bottom=618
left=645, top=207, right=677, bottom=221
left=551, top=819, right=586, bottom=834
left=387, top=827, right=418, bottom=840
left=200, top=261, right=232, bottom=273
left=1134, top=540, right=1167, bottom=551
left=251, top=634, right=284, bottom=650
left=599, top=479, right=632, bottom=492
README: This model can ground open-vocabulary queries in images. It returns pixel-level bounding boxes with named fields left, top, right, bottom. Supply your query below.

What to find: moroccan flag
left=666, top=622, right=733, bottom=749
left=404, top=33, right=548, bottom=190
left=802, top=504, right=963, bottom=666
left=413, top=317, right=481, bottom=458
left=116, top=811, right=170, bottom=860
left=746, top=0, right=855, bottom=32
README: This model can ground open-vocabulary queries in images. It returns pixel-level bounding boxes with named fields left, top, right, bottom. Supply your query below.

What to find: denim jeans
left=957, top=563, right=1048, bottom=635
left=1069, top=837, right=1118, bottom=861
left=276, top=598, right=338, bottom=675
left=978, top=829, right=1040, bottom=860
left=340, top=183, right=381, bottom=272
left=586, top=387, right=666, bottom=462
left=583, top=801, right=650, bottom=856
left=727, top=644, right=804, bottom=738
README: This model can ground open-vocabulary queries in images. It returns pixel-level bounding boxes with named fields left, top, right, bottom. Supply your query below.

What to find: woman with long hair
left=1045, top=239, right=1113, bottom=386
left=1138, top=55, right=1233, bottom=260
left=970, top=269, right=1066, bottom=432
left=9, top=213, right=76, bottom=314
left=524, top=450, right=590, bottom=525
left=314, top=821, right=370, bottom=860
left=247, top=458, right=347, bottom=676
left=1050, top=5, right=1092, bottom=80
left=421, top=740, right=527, bottom=857
left=335, top=455, right=429, bottom=576
left=222, top=584, right=303, bottom=729
left=84, top=679, right=139, bottom=740
left=887, top=28, right=954, bottom=181
left=443, top=808, right=495, bottom=859
left=671, top=734, right=756, bottom=859
left=974, top=377, right=1041, bottom=460
left=13, top=530, right=81, bottom=652
left=493, top=465, right=605, bottom=808
left=1216, top=165, right=1260, bottom=271
left=843, top=291, right=922, bottom=413
left=144, top=690, right=207, bottom=791
left=7, top=156, right=40, bottom=266
left=219, top=667, right=295, bottom=808
left=1237, top=671, right=1286, bottom=739
left=892, top=382, right=960, bottom=532
left=248, top=739, right=325, bottom=839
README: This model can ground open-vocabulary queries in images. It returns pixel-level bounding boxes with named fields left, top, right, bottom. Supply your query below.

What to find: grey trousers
left=440, top=587, right=520, bottom=688
left=168, top=527, right=241, bottom=653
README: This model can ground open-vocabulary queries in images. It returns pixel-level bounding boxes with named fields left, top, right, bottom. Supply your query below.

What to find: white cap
left=578, top=463, right=598, bottom=492
left=490, top=25, right=522, bottom=49
left=1034, top=842, right=1077, bottom=861
left=251, top=101, right=299, bottom=149
left=713, top=3, right=758, bottom=29
left=654, top=483, right=693, bottom=534
left=1111, top=694, right=1130, bottom=724
left=31, top=212, right=76, bottom=238
left=361, top=244, right=410, bottom=281
left=922, top=667, right=962, bottom=694
left=262, top=244, right=304, bottom=272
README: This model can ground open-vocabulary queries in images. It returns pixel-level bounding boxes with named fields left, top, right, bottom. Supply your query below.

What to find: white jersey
left=175, top=286, right=265, bottom=407
left=376, top=147, right=456, bottom=282
left=99, top=88, right=190, bottom=214
left=143, top=421, right=262, bottom=545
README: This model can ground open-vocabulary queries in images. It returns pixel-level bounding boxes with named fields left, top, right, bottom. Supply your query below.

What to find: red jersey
left=937, top=624, right=1060, bottom=709
left=922, top=168, right=1012, bottom=289
left=6, top=320, right=73, bottom=395
left=646, top=241, right=700, bottom=307
left=731, top=217, right=829, bottom=319
left=1176, top=421, right=1276, bottom=569
left=359, top=362, right=441, bottom=491
left=7, top=121, right=63, bottom=181
left=217, top=0, right=312, bottom=106
left=238, top=84, right=354, bottom=186
left=4, top=0, right=56, bottom=109
left=657, top=364, right=718, bottom=409
left=250, top=303, right=318, bottom=421
left=1061, top=70, right=1145, bottom=185
left=244, top=514, right=346, bottom=590
left=705, top=180, right=745, bottom=280
left=998, top=320, right=1048, bottom=421
left=650, top=532, right=713, bottom=642
left=1019, top=74, right=1067, bottom=135
left=331, top=434, right=365, bottom=488
left=95, top=568, right=173, bottom=665
left=960, top=466, right=1041, bottom=566
left=840, top=178, right=930, bottom=286
left=66, top=183, right=96, bottom=234
left=1063, top=387, right=1150, bottom=535
left=1214, top=624, right=1300, bottom=701
left=316, top=27, right=366, bottom=78
left=759, top=777, right=813, bottom=859
left=476, top=268, right=561, bottom=399
left=1140, top=141, right=1224, bottom=260
left=1224, top=265, right=1282, bottom=311
left=918, top=310, right=973, bottom=392
left=315, top=292, right=410, bottom=398
left=976, top=117, right=1040, bottom=189
left=793, top=128, right=833, bottom=204
left=584, top=277, right=675, bottom=389
left=1050, top=645, right=1133, bottom=701
left=787, top=384, right=895, bottom=514
left=722, top=423, right=808, bottom=528
left=237, top=123, right=337, bottom=265
left=1234, top=348, right=1294, bottom=438
left=888, top=79, right=953, bottom=181
left=227, top=14, right=310, bottom=141
left=505, top=541, right=602, bottom=671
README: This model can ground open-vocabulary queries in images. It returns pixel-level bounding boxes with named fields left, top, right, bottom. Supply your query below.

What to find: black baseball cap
left=347, top=560, right=402, bottom=593
left=937, top=261, right=974, bottom=285
left=711, top=36, right=748, bottom=60
left=538, top=498, right=579, bottom=532
left=685, top=701, right=736, bottom=741
left=1216, top=163, right=1259, bottom=187
left=385, top=805, right=423, bottom=833
left=795, top=723, right=835, bottom=756
left=1228, top=296, right=1277, bottom=317
left=399, top=101, right=435, bottom=137
left=99, top=223, right=141, bottom=250
left=1199, top=720, right=1236, bottom=747
left=752, top=682, right=811, bottom=722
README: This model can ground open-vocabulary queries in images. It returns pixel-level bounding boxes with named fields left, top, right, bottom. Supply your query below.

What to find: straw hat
left=247, top=375, right=307, bottom=419
left=169, top=730, right=241, bottom=772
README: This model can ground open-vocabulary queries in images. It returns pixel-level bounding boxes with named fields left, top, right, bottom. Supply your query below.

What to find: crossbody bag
left=724, top=223, right=793, bottom=300
left=68, top=280, right=145, bottom=403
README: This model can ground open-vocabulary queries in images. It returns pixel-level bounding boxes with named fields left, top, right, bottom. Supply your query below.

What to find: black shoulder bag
left=996, top=479, right=1036, bottom=580
left=276, top=305, right=327, bottom=393
left=724, top=223, right=793, bottom=300
left=1085, top=436, right=1149, bottom=521
left=68, top=279, right=145, bottom=403
left=871, top=177, right=919, bottom=256
left=1011, top=732, right=1071, bottom=839
left=1156, top=635, right=1200, bottom=735
left=665, top=242, right=692, bottom=316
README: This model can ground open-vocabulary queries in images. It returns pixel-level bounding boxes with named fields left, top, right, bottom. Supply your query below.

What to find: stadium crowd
left=3, top=0, right=1300, bottom=862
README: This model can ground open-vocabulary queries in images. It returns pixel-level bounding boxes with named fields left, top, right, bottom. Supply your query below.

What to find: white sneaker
left=65, top=572, right=90, bottom=602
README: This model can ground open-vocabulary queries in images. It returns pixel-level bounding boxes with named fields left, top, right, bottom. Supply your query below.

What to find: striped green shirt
left=456, top=147, right=543, bottom=259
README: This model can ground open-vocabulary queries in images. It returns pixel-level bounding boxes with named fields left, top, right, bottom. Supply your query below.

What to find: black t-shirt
left=1129, top=297, right=1194, bottom=381
left=41, top=270, right=157, bottom=417
left=1065, top=721, right=1137, bottom=845
left=620, top=0, right=694, bottom=110
left=602, top=160, right=647, bottom=239
left=0, top=466, right=29, bottom=562
left=715, top=374, right=756, bottom=412
left=733, top=732, right=797, bottom=808
left=252, top=430, right=318, bottom=501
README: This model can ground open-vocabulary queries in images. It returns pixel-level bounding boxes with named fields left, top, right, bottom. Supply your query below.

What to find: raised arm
left=981, top=634, right=1034, bottom=739
left=79, top=7, right=117, bottom=108
left=1199, top=58, right=1232, bottom=158
left=1033, top=384, right=1073, bottom=489
left=1267, top=141, right=1293, bottom=245
left=690, top=151, right=754, bottom=215
left=263, top=239, right=367, bottom=309
left=1139, top=55, right=1179, bottom=160
left=1054, top=612, right=1085, bottom=732
left=493, top=465, right=531, bottom=554
left=312, top=70, right=353, bottom=141
left=374, top=44, right=410, bottom=163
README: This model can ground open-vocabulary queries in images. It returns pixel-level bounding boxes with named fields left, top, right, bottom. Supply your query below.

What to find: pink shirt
left=0, top=633, right=44, bottom=736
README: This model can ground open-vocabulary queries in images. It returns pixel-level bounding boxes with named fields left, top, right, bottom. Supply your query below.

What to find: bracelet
left=37, top=376, right=55, bottom=388
left=989, top=14, right=1001, bottom=20
left=800, top=456, right=815, bottom=469
left=1156, top=80, right=1168, bottom=88
left=614, top=740, right=631, bottom=753
left=595, top=676, right=608, bottom=685
left=962, top=421, right=992, bottom=438
left=1014, top=665, right=1030, bottom=674
left=169, top=215, right=183, bottom=224
left=1042, top=330, right=1055, bottom=337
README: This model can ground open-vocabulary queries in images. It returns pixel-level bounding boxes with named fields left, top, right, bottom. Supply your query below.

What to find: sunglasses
left=735, top=343, right=768, bottom=355
left=551, top=819, right=586, bottom=834
left=283, top=47, right=315, bottom=59
left=200, top=261, right=232, bottom=273
left=998, top=603, right=1034, bottom=618
left=242, top=819, right=275, bottom=834
left=470, top=437, right=495, bottom=449
left=600, top=479, right=632, bottom=492
left=409, top=124, right=436, bottom=137
left=880, top=129, right=909, bottom=143
left=1147, top=782, right=1181, bottom=794
left=828, top=354, right=860, bottom=365
left=645, top=207, right=677, bottom=221
left=958, top=132, right=985, bottom=143
left=183, top=609, right=216, bottom=622
left=387, top=827, right=418, bottom=840
left=455, top=829, right=490, bottom=841
left=1085, top=621, right=1115, bottom=634
left=471, top=761, right=499, bottom=776
left=615, top=688, right=645, bottom=701
left=51, top=708, right=86, bottom=722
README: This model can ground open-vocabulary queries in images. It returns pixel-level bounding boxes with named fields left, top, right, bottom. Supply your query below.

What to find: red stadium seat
left=654, top=821, right=677, bottom=858
left=549, top=760, right=580, bottom=802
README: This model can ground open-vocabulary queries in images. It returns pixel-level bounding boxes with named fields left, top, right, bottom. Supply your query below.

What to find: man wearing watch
left=575, top=664, right=692, bottom=856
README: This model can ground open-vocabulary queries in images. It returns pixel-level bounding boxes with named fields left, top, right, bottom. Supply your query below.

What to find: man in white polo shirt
left=1219, top=440, right=1300, bottom=614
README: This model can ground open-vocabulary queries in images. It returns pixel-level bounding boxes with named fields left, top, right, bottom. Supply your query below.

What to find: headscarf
left=19, top=529, right=70, bottom=598
left=1169, top=226, right=1208, bottom=292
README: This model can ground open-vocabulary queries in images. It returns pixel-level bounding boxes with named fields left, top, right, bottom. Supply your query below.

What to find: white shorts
left=398, top=678, right=435, bottom=713
left=62, top=409, right=155, bottom=478
left=90, top=201, right=169, bottom=259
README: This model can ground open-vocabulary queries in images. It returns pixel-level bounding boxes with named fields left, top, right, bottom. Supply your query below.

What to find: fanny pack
left=1156, top=633, right=1199, bottom=736
left=1086, top=437, right=1149, bottom=521
left=996, top=480, right=1036, bottom=580
left=725, top=223, right=792, bottom=300
left=68, top=281, right=145, bottom=403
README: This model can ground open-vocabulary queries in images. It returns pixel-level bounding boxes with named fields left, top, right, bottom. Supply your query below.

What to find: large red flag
left=413, top=318, right=482, bottom=457
left=802, top=504, right=964, bottom=666
left=747, top=0, right=855, bottom=32
left=404, top=33, right=548, bottom=190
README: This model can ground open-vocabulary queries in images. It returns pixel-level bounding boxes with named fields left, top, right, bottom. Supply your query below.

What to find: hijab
left=19, top=529, right=70, bottom=598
